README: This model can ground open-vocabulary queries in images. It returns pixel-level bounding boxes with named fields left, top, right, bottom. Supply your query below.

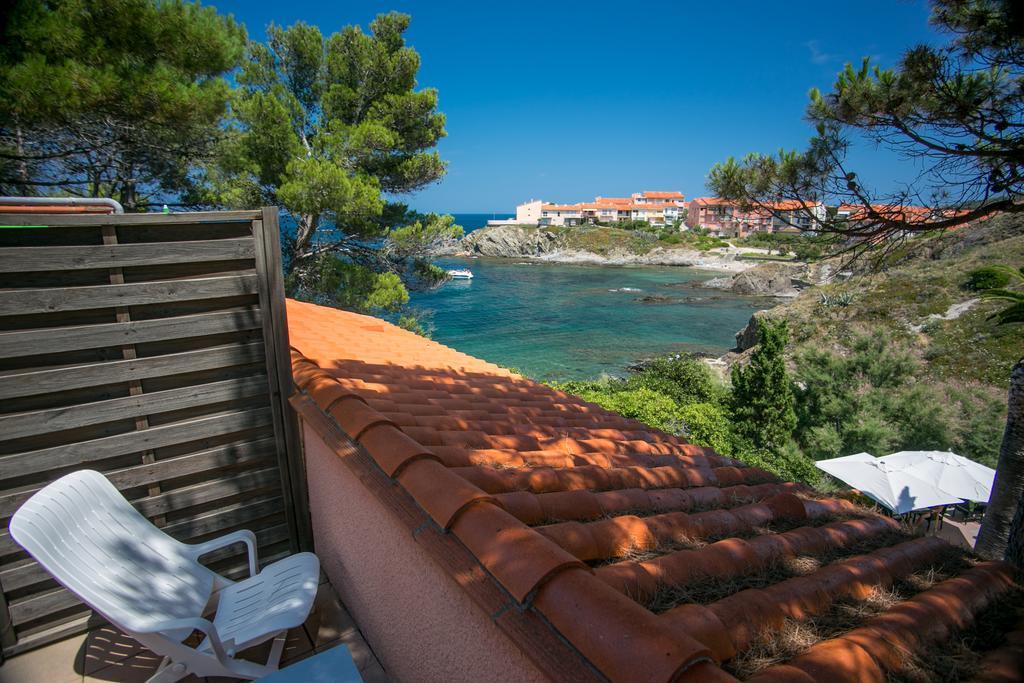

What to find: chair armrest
left=186, top=529, right=259, bottom=577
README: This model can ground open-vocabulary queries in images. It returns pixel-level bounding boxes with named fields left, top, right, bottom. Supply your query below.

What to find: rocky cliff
left=461, top=225, right=561, bottom=257
left=457, top=224, right=755, bottom=270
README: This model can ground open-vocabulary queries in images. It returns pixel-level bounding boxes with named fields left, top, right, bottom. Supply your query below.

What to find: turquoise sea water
left=407, top=256, right=768, bottom=381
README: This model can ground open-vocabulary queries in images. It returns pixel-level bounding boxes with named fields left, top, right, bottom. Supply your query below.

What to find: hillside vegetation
left=766, top=213, right=1024, bottom=389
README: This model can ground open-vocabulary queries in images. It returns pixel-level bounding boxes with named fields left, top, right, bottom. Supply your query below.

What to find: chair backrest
left=10, top=470, right=217, bottom=633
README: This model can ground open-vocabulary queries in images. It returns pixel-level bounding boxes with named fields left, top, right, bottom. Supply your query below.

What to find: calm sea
left=451, top=213, right=512, bottom=233
left=407, top=255, right=767, bottom=381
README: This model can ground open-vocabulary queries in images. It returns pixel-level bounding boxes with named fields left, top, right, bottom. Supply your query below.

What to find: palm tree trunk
left=975, top=358, right=1024, bottom=566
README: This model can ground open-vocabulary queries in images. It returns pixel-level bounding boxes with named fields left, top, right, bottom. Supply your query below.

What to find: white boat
left=447, top=268, right=474, bottom=280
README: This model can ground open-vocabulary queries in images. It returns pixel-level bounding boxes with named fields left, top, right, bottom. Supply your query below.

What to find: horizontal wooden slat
left=0, top=436, right=277, bottom=519
left=106, top=436, right=278, bottom=492
left=0, top=273, right=259, bottom=316
left=0, top=307, right=261, bottom=359
left=0, top=375, right=269, bottom=441
left=160, top=495, right=285, bottom=541
left=0, top=211, right=260, bottom=227
left=197, top=523, right=290, bottom=567
left=133, top=466, right=282, bottom=518
left=8, top=587, right=79, bottom=626
left=4, top=612, right=95, bottom=658
left=0, top=407, right=273, bottom=481
left=0, top=341, right=266, bottom=401
left=0, top=238, right=256, bottom=273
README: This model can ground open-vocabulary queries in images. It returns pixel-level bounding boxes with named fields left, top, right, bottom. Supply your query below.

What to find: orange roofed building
left=287, top=298, right=1023, bottom=683
left=686, top=197, right=827, bottom=237
left=531, top=191, right=686, bottom=227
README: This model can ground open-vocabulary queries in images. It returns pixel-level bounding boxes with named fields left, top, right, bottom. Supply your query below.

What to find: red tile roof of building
left=771, top=199, right=821, bottom=211
left=287, top=299, right=1020, bottom=682
left=641, top=191, right=685, bottom=199
left=690, top=197, right=734, bottom=207
left=837, top=203, right=951, bottom=224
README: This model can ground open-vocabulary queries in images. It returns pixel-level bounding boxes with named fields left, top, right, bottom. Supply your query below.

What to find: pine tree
left=731, top=319, right=798, bottom=450
left=0, top=0, right=246, bottom=210
left=205, top=13, right=460, bottom=313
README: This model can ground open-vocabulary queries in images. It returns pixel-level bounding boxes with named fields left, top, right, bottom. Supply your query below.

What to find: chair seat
left=200, top=552, right=320, bottom=654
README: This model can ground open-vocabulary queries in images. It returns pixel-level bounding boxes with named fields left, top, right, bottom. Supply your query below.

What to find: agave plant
left=981, top=266, right=1024, bottom=325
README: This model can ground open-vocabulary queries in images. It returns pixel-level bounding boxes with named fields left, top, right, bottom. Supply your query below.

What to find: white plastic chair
left=9, top=470, right=320, bottom=681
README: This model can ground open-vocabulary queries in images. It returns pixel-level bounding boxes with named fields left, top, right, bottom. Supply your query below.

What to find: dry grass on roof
left=724, top=547, right=982, bottom=680
left=646, top=526, right=925, bottom=613
left=891, top=585, right=1024, bottom=683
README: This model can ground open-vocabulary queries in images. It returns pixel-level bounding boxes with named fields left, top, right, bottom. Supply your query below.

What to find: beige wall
left=302, top=422, right=548, bottom=683
left=516, top=200, right=543, bottom=224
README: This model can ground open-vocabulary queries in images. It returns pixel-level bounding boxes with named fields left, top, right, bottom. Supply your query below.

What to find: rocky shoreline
left=443, top=224, right=754, bottom=272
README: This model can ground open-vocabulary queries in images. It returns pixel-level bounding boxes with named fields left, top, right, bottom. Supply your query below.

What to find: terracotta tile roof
left=690, top=197, right=734, bottom=207
left=640, top=191, right=685, bottom=200
left=836, top=203, right=953, bottom=224
left=287, top=299, right=1020, bottom=682
left=770, top=199, right=821, bottom=211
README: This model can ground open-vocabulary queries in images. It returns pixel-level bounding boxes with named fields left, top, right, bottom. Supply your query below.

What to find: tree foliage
left=206, top=13, right=460, bottom=311
left=792, top=335, right=1004, bottom=465
left=731, top=320, right=798, bottom=450
left=708, top=0, right=1024, bottom=245
left=0, top=0, right=246, bottom=210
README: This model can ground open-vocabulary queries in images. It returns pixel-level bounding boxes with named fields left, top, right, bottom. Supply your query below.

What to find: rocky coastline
left=445, top=224, right=755, bottom=272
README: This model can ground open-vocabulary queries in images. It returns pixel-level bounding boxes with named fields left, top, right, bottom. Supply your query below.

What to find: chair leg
left=145, top=657, right=191, bottom=683
left=266, top=631, right=287, bottom=670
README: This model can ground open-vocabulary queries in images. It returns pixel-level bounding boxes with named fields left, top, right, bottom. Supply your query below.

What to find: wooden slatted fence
left=0, top=208, right=308, bottom=657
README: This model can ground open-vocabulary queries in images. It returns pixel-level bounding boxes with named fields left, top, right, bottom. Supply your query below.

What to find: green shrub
left=790, top=334, right=1003, bottom=466
left=565, top=385, right=684, bottom=433
left=965, top=266, right=1011, bottom=291
left=677, top=402, right=737, bottom=455
left=735, top=441, right=817, bottom=484
left=627, top=355, right=728, bottom=405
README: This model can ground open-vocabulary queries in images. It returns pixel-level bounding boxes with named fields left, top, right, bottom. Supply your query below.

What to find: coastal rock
left=704, top=262, right=823, bottom=297
left=458, top=225, right=756, bottom=272
left=734, top=310, right=772, bottom=351
left=635, top=294, right=680, bottom=304
left=461, top=225, right=561, bottom=257
left=728, top=263, right=803, bottom=296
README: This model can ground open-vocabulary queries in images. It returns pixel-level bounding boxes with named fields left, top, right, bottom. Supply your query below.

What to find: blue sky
left=212, top=0, right=941, bottom=212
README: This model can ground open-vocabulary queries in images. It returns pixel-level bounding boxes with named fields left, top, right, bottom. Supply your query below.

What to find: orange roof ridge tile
left=286, top=298, right=1021, bottom=682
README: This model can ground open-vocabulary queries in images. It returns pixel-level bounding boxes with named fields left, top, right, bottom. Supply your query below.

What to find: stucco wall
left=302, top=422, right=548, bottom=683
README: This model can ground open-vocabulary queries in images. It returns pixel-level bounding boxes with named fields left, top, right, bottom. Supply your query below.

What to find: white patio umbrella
left=815, top=453, right=963, bottom=514
left=878, top=451, right=995, bottom=504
